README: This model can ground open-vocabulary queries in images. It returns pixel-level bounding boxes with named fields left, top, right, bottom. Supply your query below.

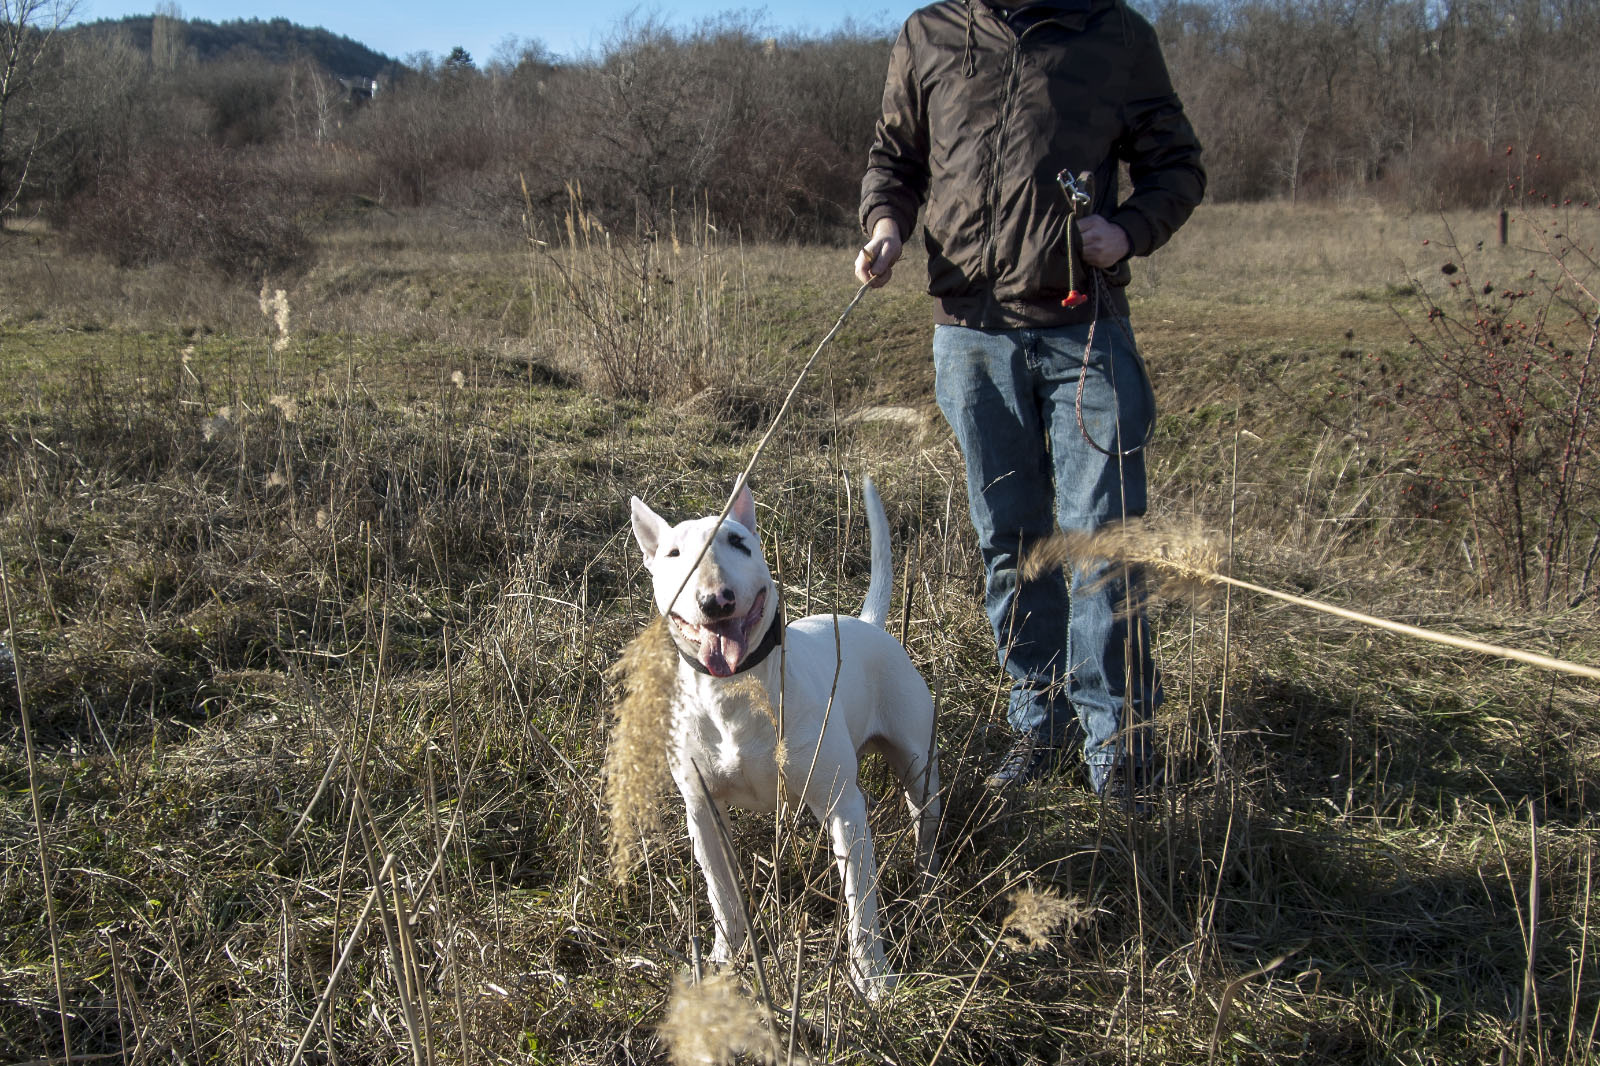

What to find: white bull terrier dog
left=629, top=476, right=940, bottom=997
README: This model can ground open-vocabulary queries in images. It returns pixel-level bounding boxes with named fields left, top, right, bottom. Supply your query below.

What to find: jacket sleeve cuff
left=864, top=204, right=912, bottom=239
left=1106, top=208, right=1154, bottom=259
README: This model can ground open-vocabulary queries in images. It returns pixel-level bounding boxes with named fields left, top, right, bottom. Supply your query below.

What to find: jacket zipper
left=981, top=38, right=1022, bottom=304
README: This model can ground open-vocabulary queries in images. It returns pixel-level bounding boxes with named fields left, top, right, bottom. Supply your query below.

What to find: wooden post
left=1499, top=209, right=1509, bottom=246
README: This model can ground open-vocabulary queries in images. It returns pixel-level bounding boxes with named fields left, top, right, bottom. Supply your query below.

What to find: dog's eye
left=665, top=547, right=680, bottom=557
left=726, top=533, right=751, bottom=556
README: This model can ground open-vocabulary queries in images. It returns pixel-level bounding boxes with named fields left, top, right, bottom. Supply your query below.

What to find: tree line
left=2, top=0, right=1596, bottom=274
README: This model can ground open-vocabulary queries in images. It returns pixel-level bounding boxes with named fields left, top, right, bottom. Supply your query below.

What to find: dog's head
left=630, top=481, right=775, bottom=678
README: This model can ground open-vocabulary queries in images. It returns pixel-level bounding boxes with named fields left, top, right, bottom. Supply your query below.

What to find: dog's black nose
left=698, top=588, right=737, bottom=619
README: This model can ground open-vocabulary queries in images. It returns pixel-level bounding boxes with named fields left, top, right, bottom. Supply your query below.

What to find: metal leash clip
left=1056, top=168, right=1093, bottom=210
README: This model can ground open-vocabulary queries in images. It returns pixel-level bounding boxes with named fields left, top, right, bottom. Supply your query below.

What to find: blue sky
left=70, top=2, right=907, bottom=64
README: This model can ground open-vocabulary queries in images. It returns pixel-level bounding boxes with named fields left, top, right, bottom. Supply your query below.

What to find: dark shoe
left=984, top=732, right=1065, bottom=789
left=1092, top=763, right=1160, bottom=814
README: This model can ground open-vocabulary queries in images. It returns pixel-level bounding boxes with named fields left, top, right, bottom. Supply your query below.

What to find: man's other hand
left=855, top=219, right=903, bottom=287
left=1078, top=215, right=1130, bottom=269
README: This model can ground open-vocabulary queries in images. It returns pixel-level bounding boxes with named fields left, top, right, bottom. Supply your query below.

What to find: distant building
left=339, top=76, right=379, bottom=104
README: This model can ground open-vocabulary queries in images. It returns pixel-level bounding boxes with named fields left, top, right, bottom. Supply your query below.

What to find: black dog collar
left=673, top=596, right=784, bottom=678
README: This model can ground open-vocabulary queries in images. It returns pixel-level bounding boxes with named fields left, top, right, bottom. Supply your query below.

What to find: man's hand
left=1077, top=215, right=1130, bottom=269
left=854, top=219, right=903, bottom=287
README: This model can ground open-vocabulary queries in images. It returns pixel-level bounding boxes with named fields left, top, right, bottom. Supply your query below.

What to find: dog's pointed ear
left=731, top=479, right=756, bottom=533
left=630, top=496, right=666, bottom=564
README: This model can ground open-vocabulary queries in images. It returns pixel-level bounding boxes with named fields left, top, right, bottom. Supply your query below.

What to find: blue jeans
left=933, top=320, right=1161, bottom=789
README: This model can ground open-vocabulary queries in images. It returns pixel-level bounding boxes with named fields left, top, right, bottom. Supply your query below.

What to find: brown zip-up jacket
left=860, top=0, right=1205, bottom=327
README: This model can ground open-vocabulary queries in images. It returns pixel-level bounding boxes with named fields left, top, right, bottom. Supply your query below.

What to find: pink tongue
left=701, top=629, right=745, bottom=677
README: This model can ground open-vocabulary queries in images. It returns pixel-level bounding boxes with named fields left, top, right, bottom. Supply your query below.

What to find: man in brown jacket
left=856, top=0, right=1204, bottom=801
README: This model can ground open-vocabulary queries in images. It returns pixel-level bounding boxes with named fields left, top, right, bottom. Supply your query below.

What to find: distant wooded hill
left=69, top=14, right=399, bottom=78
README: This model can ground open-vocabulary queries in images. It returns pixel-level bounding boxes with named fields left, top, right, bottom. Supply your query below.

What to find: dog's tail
left=859, top=475, right=893, bottom=628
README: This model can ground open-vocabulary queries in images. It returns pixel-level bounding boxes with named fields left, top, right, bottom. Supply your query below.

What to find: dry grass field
left=1, top=200, right=1597, bottom=1065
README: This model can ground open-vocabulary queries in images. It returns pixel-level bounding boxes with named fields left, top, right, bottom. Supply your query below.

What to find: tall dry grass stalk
left=599, top=620, right=789, bottom=878
left=1021, top=516, right=1227, bottom=601
left=0, top=542, right=72, bottom=1065
left=602, top=615, right=680, bottom=878
left=658, top=971, right=780, bottom=1066
left=729, top=674, right=787, bottom=776
left=1026, top=517, right=1600, bottom=681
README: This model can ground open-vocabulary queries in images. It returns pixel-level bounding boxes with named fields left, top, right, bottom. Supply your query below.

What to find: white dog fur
left=629, top=476, right=940, bottom=996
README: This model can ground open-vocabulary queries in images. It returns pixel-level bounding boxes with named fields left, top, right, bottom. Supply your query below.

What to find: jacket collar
left=982, top=0, right=1092, bottom=9
left=972, top=0, right=1102, bottom=32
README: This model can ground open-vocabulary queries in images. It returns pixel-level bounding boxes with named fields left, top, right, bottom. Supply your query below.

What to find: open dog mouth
left=670, top=588, right=768, bottom=678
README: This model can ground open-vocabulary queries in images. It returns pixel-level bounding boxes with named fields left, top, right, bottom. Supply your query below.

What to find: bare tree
left=150, top=1, right=186, bottom=72
left=0, top=0, right=76, bottom=217
left=286, top=56, right=339, bottom=144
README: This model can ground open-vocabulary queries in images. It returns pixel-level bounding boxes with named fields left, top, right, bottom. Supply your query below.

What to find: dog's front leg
left=824, top=785, right=893, bottom=997
left=681, top=788, right=748, bottom=965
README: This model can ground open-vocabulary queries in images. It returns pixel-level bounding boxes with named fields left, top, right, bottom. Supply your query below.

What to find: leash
left=1057, top=168, right=1156, bottom=459
left=1075, top=270, right=1157, bottom=458
left=660, top=281, right=875, bottom=641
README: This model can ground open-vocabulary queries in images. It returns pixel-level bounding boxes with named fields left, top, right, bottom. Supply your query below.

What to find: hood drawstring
left=963, top=1, right=976, bottom=77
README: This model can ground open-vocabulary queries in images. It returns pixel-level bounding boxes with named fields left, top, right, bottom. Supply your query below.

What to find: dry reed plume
left=1022, top=517, right=1228, bottom=601
left=658, top=971, right=779, bottom=1066
left=602, top=620, right=790, bottom=880
left=1001, top=886, right=1094, bottom=950
left=267, top=394, right=300, bottom=422
left=258, top=283, right=291, bottom=352
left=728, top=674, right=787, bottom=779
left=602, top=614, right=680, bottom=878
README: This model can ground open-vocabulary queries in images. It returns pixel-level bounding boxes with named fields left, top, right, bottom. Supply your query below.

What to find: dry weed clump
left=1022, top=516, right=1228, bottom=602
left=658, top=972, right=779, bottom=1066
left=521, top=182, right=758, bottom=401
left=1389, top=217, right=1599, bottom=609
left=602, top=614, right=679, bottom=878
left=66, top=146, right=313, bottom=278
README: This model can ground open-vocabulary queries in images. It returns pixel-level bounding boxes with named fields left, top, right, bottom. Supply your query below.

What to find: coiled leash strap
left=1057, top=169, right=1157, bottom=459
